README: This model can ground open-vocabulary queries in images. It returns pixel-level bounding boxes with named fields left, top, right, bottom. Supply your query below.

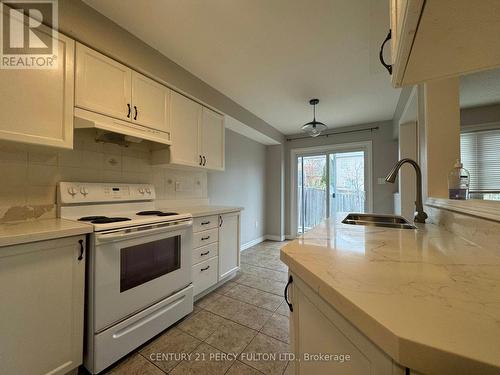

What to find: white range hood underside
left=74, top=107, right=171, bottom=145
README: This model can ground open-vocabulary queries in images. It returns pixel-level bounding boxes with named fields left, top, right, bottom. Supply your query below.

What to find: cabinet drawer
left=192, top=243, right=218, bottom=265
left=193, top=228, right=218, bottom=248
left=193, top=215, right=219, bottom=232
left=192, top=257, right=218, bottom=296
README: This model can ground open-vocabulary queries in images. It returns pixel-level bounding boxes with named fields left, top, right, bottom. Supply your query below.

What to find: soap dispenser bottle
left=448, top=159, right=470, bottom=200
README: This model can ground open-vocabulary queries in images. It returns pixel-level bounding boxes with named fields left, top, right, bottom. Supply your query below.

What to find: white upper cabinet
left=387, top=0, right=500, bottom=87
left=201, top=107, right=225, bottom=171
left=152, top=92, right=225, bottom=171
left=0, top=22, right=74, bottom=148
left=75, top=43, right=171, bottom=141
left=169, top=91, right=202, bottom=167
left=131, top=71, right=171, bottom=133
left=75, top=43, right=132, bottom=121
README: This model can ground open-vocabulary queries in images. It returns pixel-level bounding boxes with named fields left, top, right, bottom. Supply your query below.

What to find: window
left=460, top=128, right=500, bottom=200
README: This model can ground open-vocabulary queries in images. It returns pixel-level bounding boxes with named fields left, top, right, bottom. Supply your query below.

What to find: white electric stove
left=58, top=182, right=194, bottom=374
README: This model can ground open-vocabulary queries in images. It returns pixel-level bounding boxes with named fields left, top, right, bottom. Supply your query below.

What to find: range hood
left=74, top=107, right=171, bottom=145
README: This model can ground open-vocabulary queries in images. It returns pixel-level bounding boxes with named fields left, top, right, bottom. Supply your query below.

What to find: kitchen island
left=280, top=218, right=500, bottom=375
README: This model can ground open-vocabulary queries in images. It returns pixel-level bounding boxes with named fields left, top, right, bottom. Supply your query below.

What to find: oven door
left=92, top=219, right=192, bottom=332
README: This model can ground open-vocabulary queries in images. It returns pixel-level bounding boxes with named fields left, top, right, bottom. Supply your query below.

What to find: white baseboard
left=241, top=234, right=292, bottom=251
left=285, top=234, right=295, bottom=240
left=241, top=236, right=265, bottom=251
left=265, top=234, right=285, bottom=241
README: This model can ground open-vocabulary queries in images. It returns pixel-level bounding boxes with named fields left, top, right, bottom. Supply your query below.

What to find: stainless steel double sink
left=342, top=213, right=417, bottom=229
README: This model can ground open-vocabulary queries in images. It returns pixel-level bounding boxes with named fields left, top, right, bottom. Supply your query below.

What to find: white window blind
left=460, top=129, right=500, bottom=192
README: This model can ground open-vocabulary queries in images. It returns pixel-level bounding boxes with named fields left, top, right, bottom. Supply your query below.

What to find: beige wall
left=207, top=129, right=266, bottom=246
left=461, top=103, right=500, bottom=126
left=266, top=144, right=285, bottom=239
left=0, top=131, right=207, bottom=223
left=57, top=0, right=283, bottom=144
left=283, top=121, right=398, bottom=236
left=422, top=78, right=461, bottom=198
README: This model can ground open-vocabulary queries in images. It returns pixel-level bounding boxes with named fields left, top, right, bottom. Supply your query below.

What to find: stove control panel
left=58, top=182, right=155, bottom=204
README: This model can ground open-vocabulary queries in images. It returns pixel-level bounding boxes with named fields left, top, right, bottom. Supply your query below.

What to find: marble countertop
left=0, top=206, right=241, bottom=247
left=280, top=218, right=500, bottom=375
left=0, top=218, right=93, bottom=247
left=160, top=205, right=243, bottom=218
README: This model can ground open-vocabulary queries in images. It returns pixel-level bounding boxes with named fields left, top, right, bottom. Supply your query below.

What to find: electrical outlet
left=175, top=179, right=194, bottom=192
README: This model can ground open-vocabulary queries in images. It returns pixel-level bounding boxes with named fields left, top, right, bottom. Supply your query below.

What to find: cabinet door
left=0, top=236, right=85, bottom=375
left=294, top=286, right=371, bottom=374
left=218, top=213, right=240, bottom=279
left=389, top=0, right=424, bottom=87
left=200, top=107, right=225, bottom=170
left=75, top=43, right=132, bottom=121
left=170, top=91, right=202, bottom=167
left=131, top=71, right=171, bottom=134
left=192, top=257, right=218, bottom=296
left=291, top=276, right=400, bottom=375
left=0, top=26, right=74, bottom=148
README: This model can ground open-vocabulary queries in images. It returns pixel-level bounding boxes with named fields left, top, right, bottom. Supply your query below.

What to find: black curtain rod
left=286, top=126, right=379, bottom=141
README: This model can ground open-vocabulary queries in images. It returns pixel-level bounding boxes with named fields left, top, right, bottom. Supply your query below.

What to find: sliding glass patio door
left=296, top=148, right=368, bottom=234
left=297, top=155, right=327, bottom=234
left=329, top=151, right=365, bottom=214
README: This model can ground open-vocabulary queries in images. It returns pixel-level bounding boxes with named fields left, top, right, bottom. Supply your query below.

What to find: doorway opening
left=293, top=142, right=372, bottom=235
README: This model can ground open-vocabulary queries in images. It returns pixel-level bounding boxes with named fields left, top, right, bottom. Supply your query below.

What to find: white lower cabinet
left=191, top=214, right=219, bottom=296
left=289, top=274, right=406, bottom=375
left=192, top=242, right=218, bottom=265
left=218, top=212, right=240, bottom=279
left=191, top=211, right=240, bottom=297
left=0, top=236, right=86, bottom=375
left=193, top=227, right=218, bottom=248
left=192, top=257, right=218, bottom=296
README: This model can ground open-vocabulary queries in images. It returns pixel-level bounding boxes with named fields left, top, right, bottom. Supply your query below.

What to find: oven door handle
left=95, top=220, right=193, bottom=243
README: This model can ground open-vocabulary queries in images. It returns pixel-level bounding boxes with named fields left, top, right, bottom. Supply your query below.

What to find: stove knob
left=80, top=187, right=89, bottom=196
left=68, top=187, right=77, bottom=196
left=145, top=187, right=151, bottom=194
left=138, top=187, right=145, bottom=194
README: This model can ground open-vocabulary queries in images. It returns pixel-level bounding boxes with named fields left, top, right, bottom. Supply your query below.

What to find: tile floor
left=92, top=240, right=292, bottom=375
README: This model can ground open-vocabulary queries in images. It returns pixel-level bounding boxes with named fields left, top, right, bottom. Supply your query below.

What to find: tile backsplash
left=0, top=129, right=207, bottom=222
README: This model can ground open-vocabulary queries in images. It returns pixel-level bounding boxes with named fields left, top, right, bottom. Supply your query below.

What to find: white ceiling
left=460, top=68, right=500, bottom=108
left=84, top=0, right=401, bottom=135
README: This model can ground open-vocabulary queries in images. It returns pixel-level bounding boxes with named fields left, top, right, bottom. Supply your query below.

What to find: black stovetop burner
left=78, top=216, right=132, bottom=224
left=136, top=211, right=178, bottom=217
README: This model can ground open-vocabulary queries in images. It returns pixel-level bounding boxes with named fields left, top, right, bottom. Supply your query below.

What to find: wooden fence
left=298, top=187, right=365, bottom=232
